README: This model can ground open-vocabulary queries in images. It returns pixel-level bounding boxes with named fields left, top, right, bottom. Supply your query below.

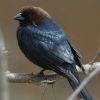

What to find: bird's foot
left=37, top=69, right=45, bottom=76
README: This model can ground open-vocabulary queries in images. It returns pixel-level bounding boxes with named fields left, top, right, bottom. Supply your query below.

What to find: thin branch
left=67, top=51, right=100, bottom=100
left=0, top=28, right=9, bottom=100
left=6, top=62, right=100, bottom=84
left=89, top=51, right=100, bottom=65
left=68, top=67, right=100, bottom=100
left=6, top=71, right=59, bottom=85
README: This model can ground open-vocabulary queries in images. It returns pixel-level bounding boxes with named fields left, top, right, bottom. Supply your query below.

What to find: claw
left=37, top=69, right=45, bottom=76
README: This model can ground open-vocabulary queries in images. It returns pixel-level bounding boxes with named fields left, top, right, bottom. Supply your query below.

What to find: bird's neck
left=19, top=21, right=35, bottom=26
left=37, top=17, right=61, bottom=31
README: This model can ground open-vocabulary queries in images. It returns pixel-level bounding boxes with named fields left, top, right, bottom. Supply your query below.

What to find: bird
left=13, top=6, right=93, bottom=100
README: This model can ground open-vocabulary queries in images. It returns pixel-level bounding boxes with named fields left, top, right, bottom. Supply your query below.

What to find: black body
left=16, top=15, right=93, bottom=100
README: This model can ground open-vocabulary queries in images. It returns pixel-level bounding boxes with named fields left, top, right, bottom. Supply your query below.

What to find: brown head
left=13, top=6, right=50, bottom=25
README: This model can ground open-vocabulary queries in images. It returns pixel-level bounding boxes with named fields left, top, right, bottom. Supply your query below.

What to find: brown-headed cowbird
left=13, top=6, right=93, bottom=99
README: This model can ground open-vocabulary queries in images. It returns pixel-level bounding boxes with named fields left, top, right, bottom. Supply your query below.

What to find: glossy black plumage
left=14, top=6, right=93, bottom=99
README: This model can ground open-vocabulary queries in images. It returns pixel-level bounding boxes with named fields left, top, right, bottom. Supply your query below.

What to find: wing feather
left=25, top=26, right=75, bottom=64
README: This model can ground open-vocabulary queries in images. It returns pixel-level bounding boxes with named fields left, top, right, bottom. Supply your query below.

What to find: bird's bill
left=13, top=13, right=24, bottom=20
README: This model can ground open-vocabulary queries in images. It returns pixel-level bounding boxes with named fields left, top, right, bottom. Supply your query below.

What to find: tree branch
left=68, top=51, right=100, bottom=100
left=6, top=62, right=100, bottom=84
left=6, top=71, right=59, bottom=85
left=0, top=28, right=9, bottom=100
left=68, top=66, right=100, bottom=100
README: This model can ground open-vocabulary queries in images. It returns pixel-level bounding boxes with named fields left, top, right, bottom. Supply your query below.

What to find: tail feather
left=65, top=64, right=93, bottom=100
left=67, top=75, right=93, bottom=100
left=51, top=63, right=93, bottom=99
left=56, top=63, right=93, bottom=100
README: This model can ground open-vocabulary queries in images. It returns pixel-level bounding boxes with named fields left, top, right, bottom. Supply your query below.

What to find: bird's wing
left=38, top=17, right=82, bottom=58
left=23, top=26, right=75, bottom=65
left=37, top=17, right=83, bottom=70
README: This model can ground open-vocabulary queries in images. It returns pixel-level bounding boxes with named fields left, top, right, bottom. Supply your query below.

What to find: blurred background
left=0, top=0, right=100, bottom=100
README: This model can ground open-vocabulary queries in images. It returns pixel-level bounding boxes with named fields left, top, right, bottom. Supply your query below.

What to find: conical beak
left=13, top=13, right=24, bottom=20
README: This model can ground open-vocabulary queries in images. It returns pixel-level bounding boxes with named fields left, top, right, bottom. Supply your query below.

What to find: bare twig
left=5, top=62, right=100, bottom=84
left=89, top=51, right=100, bottom=65
left=68, top=67, right=100, bottom=100
left=0, top=29, right=9, bottom=100
left=6, top=71, right=59, bottom=85
left=68, top=51, right=100, bottom=100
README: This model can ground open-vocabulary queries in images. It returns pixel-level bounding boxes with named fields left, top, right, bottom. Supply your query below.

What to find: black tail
left=57, top=63, right=93, bottom=100
left=66, top=64, right=93, bottom=100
